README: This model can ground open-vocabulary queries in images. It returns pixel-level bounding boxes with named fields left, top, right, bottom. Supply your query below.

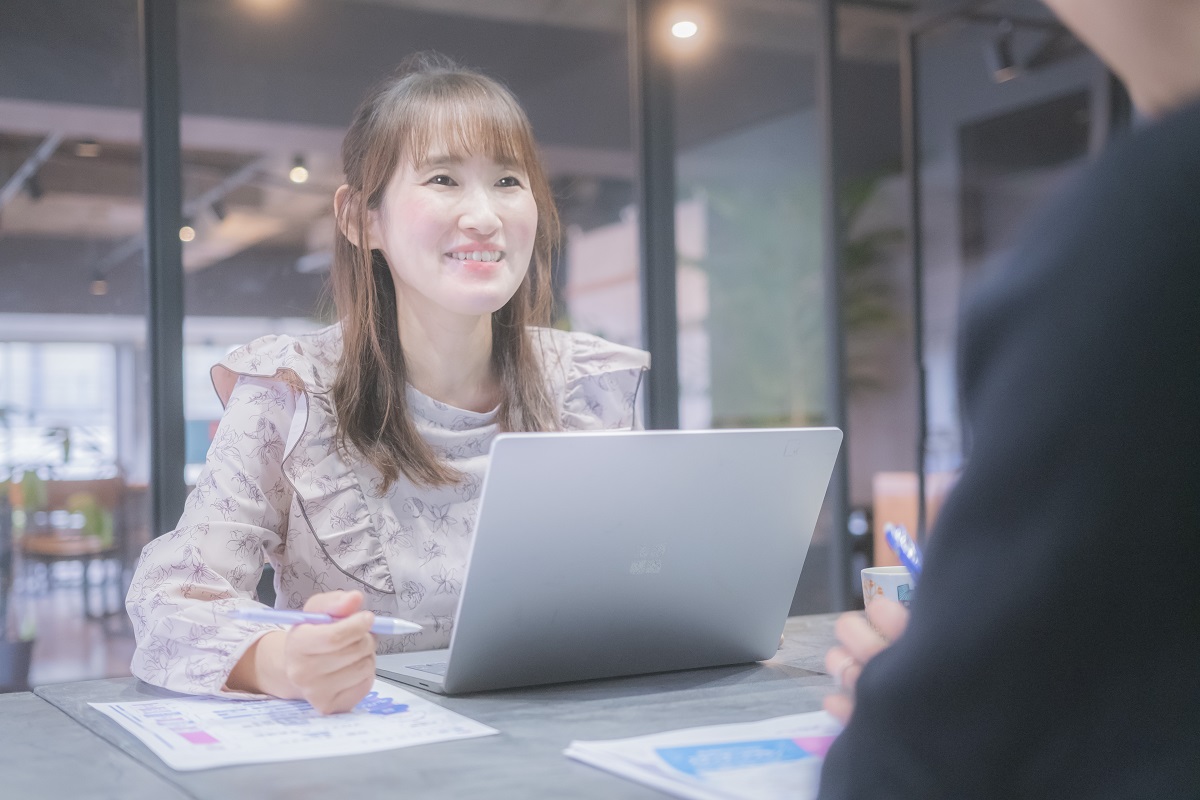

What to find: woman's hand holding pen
left=229, top=590, right=378, bottom=714
left=282, top=590, right=378, bottom=714
left=823, top=598, right=909, bottom=725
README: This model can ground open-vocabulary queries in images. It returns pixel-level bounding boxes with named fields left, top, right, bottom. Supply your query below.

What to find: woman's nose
left=458, top=187, right=501, bottom=235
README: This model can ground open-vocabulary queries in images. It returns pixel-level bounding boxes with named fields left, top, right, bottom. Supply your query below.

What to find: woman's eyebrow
left=416, top=153, right=524, bottom=171
left=416, top=154, right=460, bottom=169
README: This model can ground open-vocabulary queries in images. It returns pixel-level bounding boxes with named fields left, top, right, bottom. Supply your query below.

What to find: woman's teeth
left=448, top=251, right=502, bottom=262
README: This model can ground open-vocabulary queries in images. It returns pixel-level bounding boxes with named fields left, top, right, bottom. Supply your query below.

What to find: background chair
left=17, top=477, right=126, bottom=619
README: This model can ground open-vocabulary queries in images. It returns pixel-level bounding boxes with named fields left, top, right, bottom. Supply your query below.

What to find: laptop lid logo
left=629, top=544, right=666, bottom=575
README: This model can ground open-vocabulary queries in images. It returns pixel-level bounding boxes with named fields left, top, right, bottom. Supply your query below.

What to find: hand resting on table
left=823, top=598, right=909, bottom=724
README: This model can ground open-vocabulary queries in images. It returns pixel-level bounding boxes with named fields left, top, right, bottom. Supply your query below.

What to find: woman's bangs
left=401, top=86, right=532, bottom=171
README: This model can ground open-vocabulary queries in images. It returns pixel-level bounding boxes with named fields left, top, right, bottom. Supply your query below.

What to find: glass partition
left=1, top=0, right=148, bottom=684
left=667, top=0, right=906, bottom=611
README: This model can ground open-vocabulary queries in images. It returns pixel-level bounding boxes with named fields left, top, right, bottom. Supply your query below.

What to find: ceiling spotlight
left=24, top=175, right=44, bottom=201
left=210, top=199, right=227, bottom=222
left=241, top=0, right=294, bottom=16
left=75, top=139, right=102, bottom=158
left=289, top=154, right=309, bottom=184
left=985, top=20, right=1020, bottom=84
left=671, top=20, right=698, bottom=39
left=179, top=221, right=197, bottom=242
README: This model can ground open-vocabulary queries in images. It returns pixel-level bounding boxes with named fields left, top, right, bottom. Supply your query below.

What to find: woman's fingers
left=866, top=597, right=910, bottom=642
left=280, top=601, right=377, bottom=713
left=289, top=611, right=376, bottom=655
left=293, top=649, right=377, bottom=713
left=823, top=602, right=913, bottom=724
left=823, top=691, right=854, bottom=725
left=834, top=611, right=890, bottom=667
left=286, top=629, right=374, bottom=680
left=303, top=589, right=365, bottom=617
left=320, top=670, right=378, bottom=715
left=825, top=644, right=863, bottom=692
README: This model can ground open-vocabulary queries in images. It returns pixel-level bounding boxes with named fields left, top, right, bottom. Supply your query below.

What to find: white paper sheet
left=564, top=711, right=842, bottom=800
left=90, top=680, right=497, bottom=771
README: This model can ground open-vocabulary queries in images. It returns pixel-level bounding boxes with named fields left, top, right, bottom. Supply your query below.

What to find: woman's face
left=369, top=141, right=538, bottom=322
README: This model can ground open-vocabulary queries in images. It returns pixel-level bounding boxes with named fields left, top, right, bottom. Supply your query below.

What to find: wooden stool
left=19, top=532, right=122, bottom=619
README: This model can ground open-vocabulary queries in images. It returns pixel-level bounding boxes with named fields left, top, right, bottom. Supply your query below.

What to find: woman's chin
left=442, top=289, right=521, bottom=318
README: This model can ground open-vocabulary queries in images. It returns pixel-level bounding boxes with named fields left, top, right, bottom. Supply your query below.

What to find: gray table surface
left=6, top=613, right=840, bottom=800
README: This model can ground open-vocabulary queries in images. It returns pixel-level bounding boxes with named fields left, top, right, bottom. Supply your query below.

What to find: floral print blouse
left=126, top=324, right=649, bottom=697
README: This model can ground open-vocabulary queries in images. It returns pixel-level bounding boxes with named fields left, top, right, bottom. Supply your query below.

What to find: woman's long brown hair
left=332, top=52, right=560, bottom=489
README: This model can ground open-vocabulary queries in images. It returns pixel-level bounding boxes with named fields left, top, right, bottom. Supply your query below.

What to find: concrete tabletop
left=15, top=613, right=840, bottom=800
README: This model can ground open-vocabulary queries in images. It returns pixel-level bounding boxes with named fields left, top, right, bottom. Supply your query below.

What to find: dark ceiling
left=1, top=0, right=907, bottom=318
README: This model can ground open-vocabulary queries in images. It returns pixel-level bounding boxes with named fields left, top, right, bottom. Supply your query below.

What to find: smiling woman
left=125, top=52, right=649, bottom=715
left=331, top=55, right=561, bottom=489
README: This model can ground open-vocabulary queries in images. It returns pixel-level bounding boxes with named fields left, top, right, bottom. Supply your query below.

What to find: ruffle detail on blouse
left=535, top=328, right=651, bottom=430
left=281, top=403, right=394, bottom=594
left=210, top=325, right=342, bottom=408
left=210, top=326, right=395, bottom=594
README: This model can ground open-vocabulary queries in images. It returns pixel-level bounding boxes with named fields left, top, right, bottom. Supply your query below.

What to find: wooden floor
left=8, top=560, right=136, bottom=688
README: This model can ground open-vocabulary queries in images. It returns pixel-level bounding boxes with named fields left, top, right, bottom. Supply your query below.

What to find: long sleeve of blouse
left=126, top=375, right=297, bottom=697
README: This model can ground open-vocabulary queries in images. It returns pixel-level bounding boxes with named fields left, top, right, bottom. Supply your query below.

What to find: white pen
left=227, top=607, right=423, bottom=636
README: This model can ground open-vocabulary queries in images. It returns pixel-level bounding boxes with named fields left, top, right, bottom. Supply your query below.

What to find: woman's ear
left=334, top=184, right=378, bottom=250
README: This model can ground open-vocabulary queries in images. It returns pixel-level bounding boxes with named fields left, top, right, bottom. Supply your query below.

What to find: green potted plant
left=0, top=406, right=37, bottom=693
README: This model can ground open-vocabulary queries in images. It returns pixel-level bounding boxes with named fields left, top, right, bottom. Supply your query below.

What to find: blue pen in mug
left=860, top=523, right=924, bottom=608
left=885, top=523, right=923, bottom=583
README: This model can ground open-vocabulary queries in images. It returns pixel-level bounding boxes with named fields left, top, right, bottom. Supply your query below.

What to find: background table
left=4, top=613, right=840, bottom=799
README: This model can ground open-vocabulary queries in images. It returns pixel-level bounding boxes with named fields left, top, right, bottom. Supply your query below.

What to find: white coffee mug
left=861, top=566, right=915, bottom=608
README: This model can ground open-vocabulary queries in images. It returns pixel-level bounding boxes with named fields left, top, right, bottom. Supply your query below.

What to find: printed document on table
left=90, top=680, right=497, bottom=771
left=564, top=710, right=842, bottom=800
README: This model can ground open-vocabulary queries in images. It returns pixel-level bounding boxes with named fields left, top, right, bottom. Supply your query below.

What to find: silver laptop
left=376, top=427, right=842, bottom=695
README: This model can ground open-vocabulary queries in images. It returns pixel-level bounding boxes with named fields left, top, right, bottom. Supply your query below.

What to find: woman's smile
left=445, top=246, right=507, bottom=276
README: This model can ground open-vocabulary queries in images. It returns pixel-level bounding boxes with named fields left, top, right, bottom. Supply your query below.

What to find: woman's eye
left=496, top=176, right=524, bottom=188
left=428, top=174, right=455, bottom=186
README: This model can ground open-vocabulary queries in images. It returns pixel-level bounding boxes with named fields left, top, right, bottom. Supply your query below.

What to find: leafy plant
left=17, top=470, right=47, bottom=516
left=681, top=170, right=903, bottom=428
left=839, top=173, right=906, bottom=392
left=66, top=492, right=114, bottom=547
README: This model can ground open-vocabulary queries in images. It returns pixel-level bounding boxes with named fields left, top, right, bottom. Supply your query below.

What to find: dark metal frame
left=629, top=0, right=680, bottom=431
left=139, top=0, right=187, bottom=538
left=817, top=0, right=851, bottom=609
left=900, top=23, right=931, bottom=543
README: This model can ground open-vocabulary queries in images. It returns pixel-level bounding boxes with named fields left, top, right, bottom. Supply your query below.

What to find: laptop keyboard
left=408, top=662, right=449, bottom=676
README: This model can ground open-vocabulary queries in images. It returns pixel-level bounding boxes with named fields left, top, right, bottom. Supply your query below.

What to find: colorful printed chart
left=90, top=680, right=497, bottom=771
left=565, top=711, right=841, bottom=800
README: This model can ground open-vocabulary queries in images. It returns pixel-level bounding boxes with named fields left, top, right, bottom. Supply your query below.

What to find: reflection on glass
left=668, top=0, right=832, bottom=611
left=913, top=14, right=1099, bottom=476
left=673, top=2, right=831, bottom=432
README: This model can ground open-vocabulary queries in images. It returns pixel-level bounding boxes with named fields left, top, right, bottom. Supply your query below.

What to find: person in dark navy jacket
left=818, top=1, right=1200, bottom=797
